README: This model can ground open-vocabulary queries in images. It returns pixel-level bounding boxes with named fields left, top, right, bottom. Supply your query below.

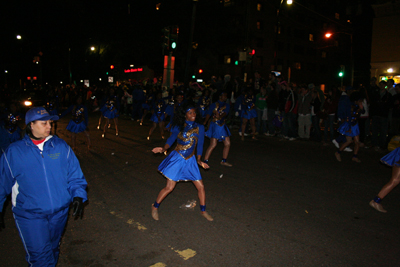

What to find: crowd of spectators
left=1, top=73, right=399, bottom=153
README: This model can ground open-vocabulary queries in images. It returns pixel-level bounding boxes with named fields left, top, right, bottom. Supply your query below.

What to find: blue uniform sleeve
left=66, top=145, right=88, bottom=203
left=0, top=151, right=14, bottom=212
left=197, top=125, right=205, bottom=157
left=166, top=126, right=179, bottom=147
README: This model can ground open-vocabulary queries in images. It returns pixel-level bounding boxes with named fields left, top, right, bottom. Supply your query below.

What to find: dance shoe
left=220, top=161, right=233, bottom=167
left=201, top=211, right=214, bottom=221
left=151, top=204, right=159, bottom=220
left=369, top=200, right=387, bottom=213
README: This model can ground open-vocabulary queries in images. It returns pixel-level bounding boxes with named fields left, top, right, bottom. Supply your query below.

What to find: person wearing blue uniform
left=197, top=89, right=212, bottom=119
left=139, top=90, right=155, bottom=126
left=164, top=93, right=184, bottom=134
left=369, top=148, right=400, bottom=213
left=334, top=97, right=364, bottom=163
left=101, top=88, right=120, bottom=138
left=147, top=92, right=167, bottom=140
left=0, top=112, right=22, bottom=153
left=60, top=96, right=91, bottom=151
left=240, top=88, right=258, bottom=140
left=203, top=92, right=233, bottom=167
left=0, top=107, right=87, bottom=266
left=151, top=102, right=213, bottom=221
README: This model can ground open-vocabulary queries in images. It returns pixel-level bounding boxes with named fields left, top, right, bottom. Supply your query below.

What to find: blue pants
left=13, top=207, right=69, bottom=266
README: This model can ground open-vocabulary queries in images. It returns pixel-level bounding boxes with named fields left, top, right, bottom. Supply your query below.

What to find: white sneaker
left=332, top=139, right=339, bottom=148
left=344, top=147, right=353, bottom=152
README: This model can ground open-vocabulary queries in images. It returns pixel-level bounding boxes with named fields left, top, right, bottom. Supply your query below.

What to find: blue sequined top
left=166, top=121, right=205, bottom=160
left=209, top=101, right=230, bottom=125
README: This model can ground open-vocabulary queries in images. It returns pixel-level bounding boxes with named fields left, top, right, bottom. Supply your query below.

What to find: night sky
left=1, top=0, right=377, bottom=87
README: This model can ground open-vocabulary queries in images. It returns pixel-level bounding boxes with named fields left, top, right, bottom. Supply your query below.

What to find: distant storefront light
left=387, top=68, right=393, bottom=73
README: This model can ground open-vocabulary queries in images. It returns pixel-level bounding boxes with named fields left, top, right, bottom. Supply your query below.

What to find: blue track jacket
left=0, top=135, right=87, bottom=215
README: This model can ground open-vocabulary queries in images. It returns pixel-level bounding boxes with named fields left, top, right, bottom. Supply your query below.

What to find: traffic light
left=170, top=25, right=179, bottom=50
left=161, top=27, right=170, bottom=50
left=338, top=71, right=343, bottom=77
left=199, top=69, right=203, bottom=74
left=246, top=49, right=255, bottom=64
left=110, top=65, right=114, bottom=69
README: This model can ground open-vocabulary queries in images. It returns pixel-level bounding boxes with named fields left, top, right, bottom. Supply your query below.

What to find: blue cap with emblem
left=25, top=107, right=59, bottom=125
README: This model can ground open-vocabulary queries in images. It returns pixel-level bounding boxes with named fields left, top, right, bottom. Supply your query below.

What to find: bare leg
left=241, top=118, right=248, bottom=141
left=148, top=122, right=157, bottom=138
left=193, top=180, right=213, bottom=221
left=351, top=135, right=361, bottom=162
left=378, top=165, right=400, bottom=199
left=102, top=118, right=110, bottom=137
left=339, top=136, right=353, bottom=151
left=353, top=135, right=360, bottom=155
left=97, top=115, right=103, bottom=129
left=370, top=166, right=400, bottom=213
left=113, top=118, right=119, bottom=135
left=204, top=138, right=218, bottom=161
left=222, top=137, right=231, bottom=159
left=335, top=136, right=353, bottom=162
left=152, top=179, right=177, bottom=220
left=193, top=180, right=205, bottom=206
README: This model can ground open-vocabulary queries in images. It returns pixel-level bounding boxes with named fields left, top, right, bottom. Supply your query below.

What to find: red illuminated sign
left=124, top=68, right=143, bottom=73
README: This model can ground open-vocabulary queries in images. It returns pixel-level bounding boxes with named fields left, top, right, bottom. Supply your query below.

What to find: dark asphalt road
left=1, top=112, right=400, bottom=267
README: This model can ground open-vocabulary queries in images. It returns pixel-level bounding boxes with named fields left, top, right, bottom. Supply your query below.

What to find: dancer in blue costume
left=139, top=89, right=155, bottom=126
left=369, top=148, right=400, bottom=213
left=164, top=93, right=184, bottom=133
left=203, top=92, right=233, bottom=167
left=197, top=88, right=212, bottom=119
left=240, top=88, right=258, bottom=140
left=0, top=113, right=22, bottom=152
left=101, top=88, right=120, bottom=138
left=151, top=102, right=213, bottom=221
left=147, top=92, right=166, bottom=140
left=334, top=96, right=364, bottom=163
left=60, top=96, right=91, bottom=151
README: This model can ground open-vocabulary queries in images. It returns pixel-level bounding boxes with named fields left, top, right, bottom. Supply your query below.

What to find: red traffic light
left=199, top=69, right=203, bottom=74
left=325, top=32, right=332, bottom=38
left=110, top=65, right=115, bottom=69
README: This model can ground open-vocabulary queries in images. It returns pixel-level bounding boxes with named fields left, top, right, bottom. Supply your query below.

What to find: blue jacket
left=0, top=135, right=87, bottom=215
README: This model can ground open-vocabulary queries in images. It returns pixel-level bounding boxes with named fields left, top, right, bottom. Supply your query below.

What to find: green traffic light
left=171, top=42, right=177, bottom=49
left=192, top=75, right=196, bottom=79
left=235, top=61, right=239, bottom=65
left=339, top=72, right=343, bottom=77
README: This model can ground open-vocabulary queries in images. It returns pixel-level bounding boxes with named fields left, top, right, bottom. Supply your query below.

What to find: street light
left=16, top=35, right=21, bottom=40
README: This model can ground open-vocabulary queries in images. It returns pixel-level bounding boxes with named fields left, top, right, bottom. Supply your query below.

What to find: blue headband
left=186, top=107, right=195, bottom=113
